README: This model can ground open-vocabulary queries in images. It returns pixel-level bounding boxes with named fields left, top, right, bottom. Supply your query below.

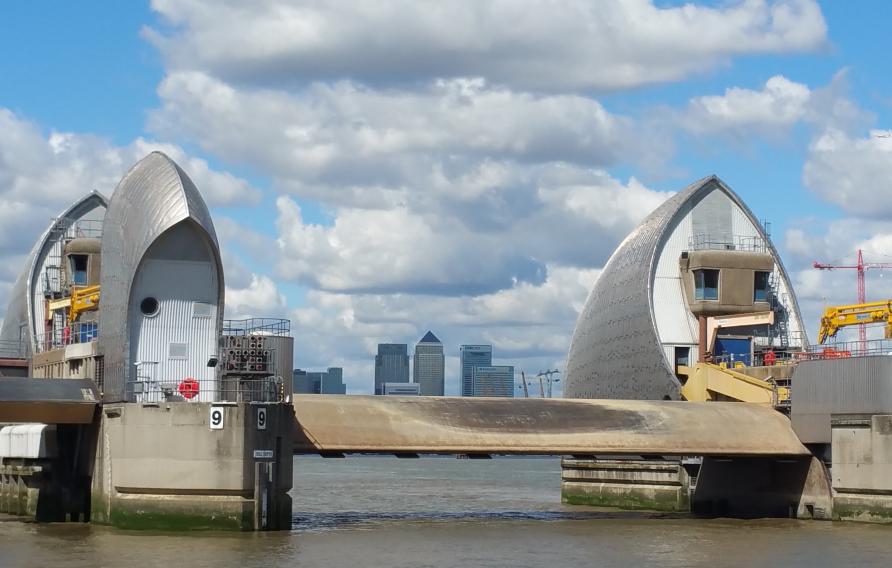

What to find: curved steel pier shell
left=99, top=152, right=224, bottom=401
left=564, top=175, right=807, bottom=400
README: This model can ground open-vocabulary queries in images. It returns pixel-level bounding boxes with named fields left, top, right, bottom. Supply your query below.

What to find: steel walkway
left=292, top=395, right=810, bottom=457
left=0, top=378, right=99, bottom=424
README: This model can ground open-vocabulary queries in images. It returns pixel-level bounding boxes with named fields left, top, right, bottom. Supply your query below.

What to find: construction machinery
left=679, top=362, right=790, bottom=408
left=813, top=249, right=892, bottom=350
left=817, top=300, right=892, bottom=345
left=68, top=285, right=100, bottom=323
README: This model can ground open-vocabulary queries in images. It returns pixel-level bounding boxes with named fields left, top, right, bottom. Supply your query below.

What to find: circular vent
left=140, top=297, right=160, bottom=316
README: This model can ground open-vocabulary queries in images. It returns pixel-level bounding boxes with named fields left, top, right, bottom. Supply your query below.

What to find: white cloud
left=685, top=75, right=811, bottom=136
left=147, top=0, right=826, bottom=91
left=149, top=72, right=643, bottom=199
left=0, top=109, right=262, bottom=319
left=803, top=128, right=892, bottom=217
left=289, top=264, right=598, bottom=394
left=225, top=274, right=287, bottom=319
left=274, top=170, right=668, bottom=296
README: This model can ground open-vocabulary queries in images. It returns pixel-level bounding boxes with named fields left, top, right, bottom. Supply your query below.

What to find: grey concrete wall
left=91, top=401, right=292, bottom=530
left=561, top=458, right=690, bottom=512
left=832, top=414, right=892, bottom=523
left=680, top=250, right=774, bottom=316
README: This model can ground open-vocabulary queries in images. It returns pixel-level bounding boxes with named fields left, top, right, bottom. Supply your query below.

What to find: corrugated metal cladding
left=691, top=188, right=732, bottom=244
left=264, top=336, right=294, bottom=397
left=0, top=192, right=107, bottom=354
left=130, top=258, right=218, bottom=403
left=100, top=152, right=224, bottom=402
left=792, top=356, right=892, bottom=444
left=653, top=211, right=697, bottom=346
left=565, top=175, right=807, bottom=400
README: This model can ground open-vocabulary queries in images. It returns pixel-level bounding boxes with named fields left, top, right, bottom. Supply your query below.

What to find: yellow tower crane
left=817, top=300, right=892, bottom=345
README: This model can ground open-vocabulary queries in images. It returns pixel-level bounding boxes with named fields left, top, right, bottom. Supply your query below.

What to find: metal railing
left=223, top=318, right=290, bottom=337
left=125, top=375, right=285, bottom=404
left=33, top=321, right=99, bottom=353
left=797, top=338, right=892, bottom=361
left=687, top=233, right=767, bottom=253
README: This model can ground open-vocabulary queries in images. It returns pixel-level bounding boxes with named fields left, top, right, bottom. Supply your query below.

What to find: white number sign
left=210, top=406, right=225, bottom=430
left=257, top=407, right=268, bottom=431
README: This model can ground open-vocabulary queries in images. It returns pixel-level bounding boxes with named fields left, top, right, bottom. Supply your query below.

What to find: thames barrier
left=1, top=156, right=891, bottom=530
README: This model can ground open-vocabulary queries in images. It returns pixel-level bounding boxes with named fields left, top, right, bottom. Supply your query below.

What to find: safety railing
left=223, top=318, right=290, bottom=337
left=33, top=321, right=99, bottom=353
left=797, top=339, right=892, bottom=361
left=687, top=233, right=768, bottom=253
left=126, top=375, right=285, bottom=404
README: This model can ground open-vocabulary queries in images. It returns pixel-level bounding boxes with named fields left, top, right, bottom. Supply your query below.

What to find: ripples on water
left=3, top=456, right=892, bottom=568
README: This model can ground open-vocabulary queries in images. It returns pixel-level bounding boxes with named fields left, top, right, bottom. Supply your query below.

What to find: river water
left=2, top=456, right=892, bottom=567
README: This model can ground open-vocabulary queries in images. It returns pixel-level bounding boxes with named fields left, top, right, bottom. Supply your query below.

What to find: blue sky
left=1, top=1, right=891, bottom=393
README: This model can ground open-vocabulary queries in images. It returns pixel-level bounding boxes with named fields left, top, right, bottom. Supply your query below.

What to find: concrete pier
left=91, top=402, right=292, bottom=531
left=561, top=458, right=691, bottom=512
left=831, top=414, right=892, bottom=523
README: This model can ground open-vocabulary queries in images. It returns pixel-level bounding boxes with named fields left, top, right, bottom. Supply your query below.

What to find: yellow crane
left=68, top=284, right=100, bottom=323
left=817, top=300, right=892, bottom=344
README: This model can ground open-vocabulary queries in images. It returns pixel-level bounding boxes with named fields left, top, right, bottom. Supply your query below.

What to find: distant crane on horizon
left=537, top=369, right=561, bottom=398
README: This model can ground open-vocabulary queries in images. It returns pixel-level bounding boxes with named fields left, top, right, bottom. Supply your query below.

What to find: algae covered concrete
left=561, top=458, right=691, bottom=512
left=831, top=414, right=892, bottom=524
left=91, top=402, right=293, bottom=531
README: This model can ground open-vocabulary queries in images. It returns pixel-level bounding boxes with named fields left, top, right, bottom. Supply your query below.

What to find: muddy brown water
left=2, top=456, right=891, bottom=567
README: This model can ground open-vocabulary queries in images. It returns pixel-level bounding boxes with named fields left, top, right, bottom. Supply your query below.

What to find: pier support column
left=91, top=402, right=293, bottom=531
left=561, top=457, right=691, bottom=512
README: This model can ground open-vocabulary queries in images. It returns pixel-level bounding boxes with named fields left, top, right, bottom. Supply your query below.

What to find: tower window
left=694, top=269, right=719, bottom=301
left=70, top=254, right=88, bottom=285
left=754, top=271, right=770, bottom=302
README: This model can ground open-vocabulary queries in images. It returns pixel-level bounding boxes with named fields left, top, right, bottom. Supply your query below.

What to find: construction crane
left=814, top=249, right=892, bottom=350
left=536, top=369, right=561, bottom=398
left=517, top=371, right=530, bottom=398
left=817, top=300, right=892, bottom=346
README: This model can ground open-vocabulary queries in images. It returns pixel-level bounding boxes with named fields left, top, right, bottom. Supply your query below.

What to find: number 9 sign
left=257, top=407, right=267, bottom=431
left=210, top=406, right=224, bottom=430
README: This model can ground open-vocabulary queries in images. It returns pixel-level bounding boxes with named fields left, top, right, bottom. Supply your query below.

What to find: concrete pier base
left=0, top=463, right=43, bottom=517
left=691, top=456, right=832, bottom=520
left=561, top=458, right=691, bottom=512
left=831, top=414, right=892, bottom=523
left=90, top=402, right=292, bottom=531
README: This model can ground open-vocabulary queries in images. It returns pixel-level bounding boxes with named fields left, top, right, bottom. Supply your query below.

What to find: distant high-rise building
left=374, top=343, right=410, bottom=395
left=471, top=365, right=515, bottom=397
left=413, top=331, right=445, bottom=396
left=460, top=345, right=492, bottom=397
left=383, top=382, right=421, bottom=396
left=293, top=367, right=347, bottom=394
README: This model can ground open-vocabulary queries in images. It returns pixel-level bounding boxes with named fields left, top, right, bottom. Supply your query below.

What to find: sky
left=2, top=0, right=892, bottom=395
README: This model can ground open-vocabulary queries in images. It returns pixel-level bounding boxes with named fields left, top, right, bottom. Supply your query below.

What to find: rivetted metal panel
left=691, top=188, right=732, bottom=245
left=565, top=175, right=808, bottom=400
left=0, top=192, right=107, bottom=354
left=99, top=152, right=224, bottom=402
left=792, top=356, right=892, bottom=443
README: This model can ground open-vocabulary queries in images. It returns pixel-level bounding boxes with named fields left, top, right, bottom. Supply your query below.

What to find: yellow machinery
left=817, top=300, right=892, bottom=344
left=679, top=363, right=790, bottom=408
left=68, top=285, right=100, bottom=323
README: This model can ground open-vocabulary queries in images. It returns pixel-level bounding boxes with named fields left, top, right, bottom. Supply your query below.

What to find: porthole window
left=140, top=297, right=160, bottom=316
